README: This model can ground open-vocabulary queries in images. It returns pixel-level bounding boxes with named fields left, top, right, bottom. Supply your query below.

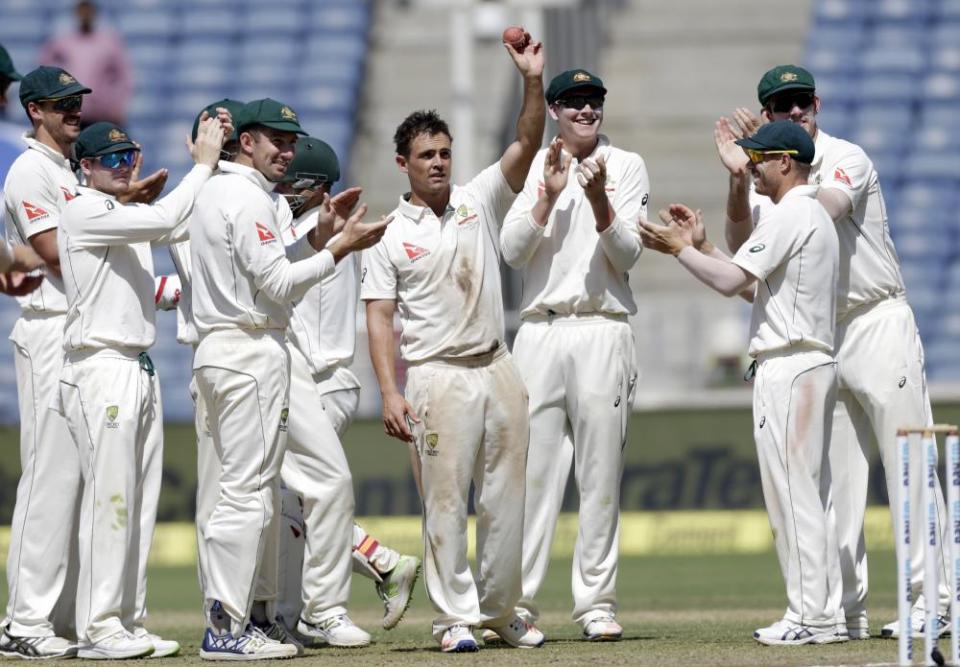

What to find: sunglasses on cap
left=745, top=148, right=798, bottom=164
left=41, top=95, right=83, bottom=112
left=96, top=149, right=137, bottom=170
left=767, top=92, right=815, bottom=114
left=556, top=94, right=605, bottom=110
left=289, top=172, right=329, bottom=191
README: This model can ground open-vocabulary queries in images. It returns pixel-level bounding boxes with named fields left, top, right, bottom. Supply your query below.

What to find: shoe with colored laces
left=132, top=627, right=180, bottom=658
left=78, top=629, right=155, bottom=659
left=0, top=630, right=77, bottom=659
left=376, top=554, right=421, bottom=630
left=297, top=614, right=370, bottom=648
left=199, top=626, right=298, bottom=661
left=881, top=610, right=950, bottom=638
left=483, top=616, right=544, bottom=648
left=251, top=617, right=303, bottom=656
left=753, top=619, right=848, bottom=646
left=440, top=625, right=478, bottom=653
left=583, top=615, right=623, bottom=641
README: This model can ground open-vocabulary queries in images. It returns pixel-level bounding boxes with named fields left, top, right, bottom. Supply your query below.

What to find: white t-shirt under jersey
left=750, top=129, right=904, bottom=319
left=500, top=135, right=649, bottom=318
left=733, top=185, right=839, bottom=358
left=361, top=162, right=516, bottom=363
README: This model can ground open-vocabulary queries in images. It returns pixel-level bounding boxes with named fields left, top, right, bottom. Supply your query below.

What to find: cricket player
left=273, top=136, right=421, bottom=646
left=363, top=34, right=545, bottom=652
left=56, top=118, right=225, bottom=658
left=641, top=121, right=845, bottom=645
left=498, top=68, right=646, bottom=643
left=190, top=98, right=390, bottom=660
left=716, top=65, right=948, bottom=639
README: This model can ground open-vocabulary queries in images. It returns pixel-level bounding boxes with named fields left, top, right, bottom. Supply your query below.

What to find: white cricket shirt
left=750, top=130, right=904, bottom=318
left=58, top=164, right=212, bottom=351
left=190, top=161, right=333, bottom=334
left=361, top=162, right=516, bottom=363
left=501, top=135, right=648, bottom=318
left=733, top=185, right=839, bottom=358
left=3, top=135, right=79, bottom=314
left=283, top=209, right=360, bottom=385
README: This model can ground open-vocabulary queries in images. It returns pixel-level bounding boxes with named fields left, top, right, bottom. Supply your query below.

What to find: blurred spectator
left=39, top=0, right=132, bottom=127
left=0, top=43, right=23, bottom=110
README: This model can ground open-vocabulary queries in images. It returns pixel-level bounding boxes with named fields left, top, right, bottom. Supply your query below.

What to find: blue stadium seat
left=117, top=9, right=176, bottom=38
left=304, top=34, right=368, bottom=63
left=930, top=44, right=960, bottom=72
left=309, top=2, right=370, bottom=32
left=805, top=47, right=856, bottom=75
left=0, top=12, right=47, bottom=41
left=872, top=0, right=933, bottom=23
left=922, top=72, right=960, bottom=101
left=850, top=125, right=908, bottom=156
left=858, top=45, right=926, bottom=74
left=855, top=72, right=919, bottom=103
left=242, top=6, right=303, bottom=33
left=179, top=9, right=238, bottom=37
left=814, top=0, right=868, bottom=25
left=807, top=24, right=866, bottom=51
left=903, top=151, right=960, bottom=181
left=129, top=39, right=172, bottom=72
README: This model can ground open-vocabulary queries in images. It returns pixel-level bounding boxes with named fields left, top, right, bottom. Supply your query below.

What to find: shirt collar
left=396, top=192, right=454, bottom=223
left=75, top=184, right=118, bottom=202
left=557, top=134, right=610, bottom=164
left=218, top=160, right=277, bottom=193
left=23, top=133, right=73, bottom=170
left=781, top=184, right=819, bottom=202
left=811, top=128, right=830, bottom=170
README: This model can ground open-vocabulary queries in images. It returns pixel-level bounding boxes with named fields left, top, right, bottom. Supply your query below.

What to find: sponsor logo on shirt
left=749, top=243, right=766, bottom=253
left=106, top=405, right=120, bottom=429
left=898, top=376, right=907, bottom=388
left=425, top=432, right=439, bottom=456
left=455, top=204, right=478, bottom=227
left=604, top=174, right=617, bottom=193
left=60, top=186, right=76, bottom=202
left=22, top=201, right=49, bottom=222
left=403, top=242, right=430, bottom=262
left=279, top=407, right=289, bottom=432
left=256, top=222, right=277, bottom=244
left=833, top=167, right=852, bottom=187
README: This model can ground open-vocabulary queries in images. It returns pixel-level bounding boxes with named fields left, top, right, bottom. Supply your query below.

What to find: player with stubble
left=497, top=68, right=648, bottom=644
left=362, top=34, right=545, bottom=652
left=716, top=64, right=949, bottom=641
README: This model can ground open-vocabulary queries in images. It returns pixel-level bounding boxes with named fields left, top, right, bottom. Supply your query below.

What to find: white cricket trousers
left=274, top=345, right=354, bottom=625
left=753, top=349, right=842, bottom=628
left=189, top=370, right=219, bottom=611
left=57, top=349, right=163, bottom=644
left=828, top=297, right=949, bottom=622
left=5, top=313, right=81, bottom=638
left=511, top=315, right=636, bottom=627
left=193, top=329, right=289, bottom=634
left=405, top=346, right=530, bottom=638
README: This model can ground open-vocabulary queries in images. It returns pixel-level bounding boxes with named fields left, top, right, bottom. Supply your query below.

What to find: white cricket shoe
left=132, top=627, right=180, bottom=658
left=0, top=631, right=77, bottom=659
left=753, top=619, right=849, bottom=646
left=583, top=615, right=623, bottom=641
left=377, top=554, right=421, bottom=630
left=251, top=618, right=303, bottom=656
left=480, top=629, right=502, bottom=645
left=483, top=616, right=544, bottom=648
left=881, top=609, right=950, bottom=638
left=440, top=625, right=478, bottom=653
left=297, top=614, right=370, bottom=647
left=199, top=627, right=298, bottom=661
left=78, top=629, right=155, bottom=659
left=846, top=614, right=869, bottom=640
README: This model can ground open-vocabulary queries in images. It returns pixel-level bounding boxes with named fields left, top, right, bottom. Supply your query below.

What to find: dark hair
left=393, top=110, right=452, bottom=158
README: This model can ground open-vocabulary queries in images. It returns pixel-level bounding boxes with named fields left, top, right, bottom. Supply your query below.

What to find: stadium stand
left=0, top=0, right=372, bottom=421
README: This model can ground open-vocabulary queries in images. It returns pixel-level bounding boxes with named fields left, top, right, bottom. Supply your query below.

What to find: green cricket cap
left=735, top=120, right=815, bottom=165
left=18, top=66, right=91, bottom=106
left=191, top=98, right=245, bottom=142
left=236, top=98, right=306, bottom=135
left=282, top=136, right=340, bottom=186
left=75, top=122, right=139, bottom=159
left=545, top=69, right=606, bottom=104
left=0, top=43, right=23, bottom=81
left=757, top=65, right=816, bottom=105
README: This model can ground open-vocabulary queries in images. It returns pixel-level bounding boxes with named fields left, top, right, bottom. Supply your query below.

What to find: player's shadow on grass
left=389, top=636, right=652, bottom=653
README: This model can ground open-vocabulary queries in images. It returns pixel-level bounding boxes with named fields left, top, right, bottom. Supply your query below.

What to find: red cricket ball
left=502, top=26, right=531, bottom=53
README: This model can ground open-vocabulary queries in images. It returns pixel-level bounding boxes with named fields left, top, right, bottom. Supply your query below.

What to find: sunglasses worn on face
left=97, top=150, right=137, bottom=170
left=557, top=94, right=605, bottom=110
left=746, top=149, right=798, bottom=164
left=42, top=95, right=83, bottom=112
left=768, top=92, right=814, bottom=114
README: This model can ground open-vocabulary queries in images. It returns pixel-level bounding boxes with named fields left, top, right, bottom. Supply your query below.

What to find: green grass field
left=2, top=549, right=913, bottom=666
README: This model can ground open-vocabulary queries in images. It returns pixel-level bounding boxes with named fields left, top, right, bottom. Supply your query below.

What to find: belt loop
left=138, top=351, right=155, bottom=377
left=743, top=359, right=758, bottom=383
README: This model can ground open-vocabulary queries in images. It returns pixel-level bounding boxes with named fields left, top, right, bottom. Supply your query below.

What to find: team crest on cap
left=108, top=128, right=128, bottom=143
left=780, top=72, right=798, bottom=82
left=280, top=106, right=297, bottom=121
left=59, top=72, right=76, bottom=85
left=573, top=72, right=591, bottom=82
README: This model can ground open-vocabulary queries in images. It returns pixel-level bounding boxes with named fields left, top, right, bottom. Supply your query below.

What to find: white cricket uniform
left=749, top=129, right=946, bottom=624
left=362, top=163, right=529, bottom=637
left=735, top=184, right=842, bottom=629
left=500, top=136, right=646, bottom=627
left=56, top=165, right=211, bottom=643
left=190, top=161, right=335, bottom=634
left=2, top=135, right=82, bottom=639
